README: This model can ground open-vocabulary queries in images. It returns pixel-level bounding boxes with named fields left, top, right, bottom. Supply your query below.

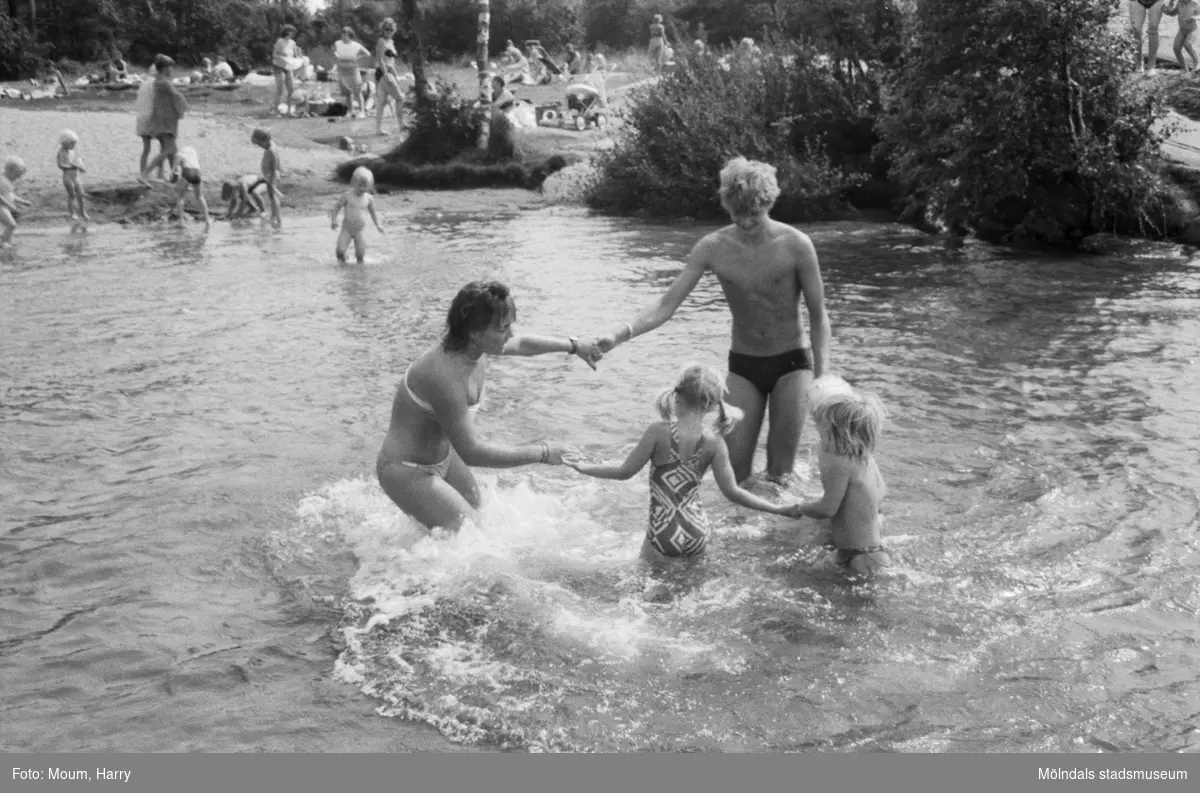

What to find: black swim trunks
left=727, top=348, right=812, bottom=395
left=180, top=166, right=201, bottom=186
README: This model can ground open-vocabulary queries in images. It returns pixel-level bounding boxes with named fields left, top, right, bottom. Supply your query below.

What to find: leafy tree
left=0, top=3, right=40, bottom=79
left=877, top=0, right=1170, bottom=243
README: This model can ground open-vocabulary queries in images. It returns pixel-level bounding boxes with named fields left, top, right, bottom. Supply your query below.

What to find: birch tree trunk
left=402, top=0, right=429, bottom=106
left=476, top=0, right=491, bottom=149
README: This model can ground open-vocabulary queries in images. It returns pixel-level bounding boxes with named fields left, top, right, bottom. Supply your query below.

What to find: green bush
left=877, top=0, right=1171, bottom=244
left=585, top=39, right=870, bottom=220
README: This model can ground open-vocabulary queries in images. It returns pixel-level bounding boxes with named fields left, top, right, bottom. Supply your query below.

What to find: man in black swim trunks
left=593, top=157, right=830, bottom=483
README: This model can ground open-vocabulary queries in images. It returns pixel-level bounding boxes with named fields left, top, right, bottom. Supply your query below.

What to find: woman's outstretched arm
left=502, top=333, right=600, bottom=369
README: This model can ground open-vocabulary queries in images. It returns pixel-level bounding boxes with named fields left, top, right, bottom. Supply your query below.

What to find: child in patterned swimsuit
left=565, top=364, right=797, bottom=560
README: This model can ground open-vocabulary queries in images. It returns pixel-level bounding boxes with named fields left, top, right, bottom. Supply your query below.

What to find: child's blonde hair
left=350, top=166, right=375, bottom=190
left=719, top=157, right=780, bottom=217
left=811, top=382, right=886, bottom=459
left=655, top=364, right=744, bottom=436
left=59, top=130, right=79, bottom=146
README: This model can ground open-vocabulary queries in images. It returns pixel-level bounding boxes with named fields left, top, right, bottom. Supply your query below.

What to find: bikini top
left=404, top=361, right=484, bottom=416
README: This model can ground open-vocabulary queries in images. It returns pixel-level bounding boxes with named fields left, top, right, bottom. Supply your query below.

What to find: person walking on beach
left=591, top=157, right=831, bottom=485
left=564, top=364, right=800, bottom=562
left=56, top=130, right=89, bottom=222
left=334, top=27, right=371, bottom=117
left=374, top=18, right=406, bottom=136
left=376, top=281, right=599, bottom=532
left=138, top=55, right=188, bottom=186
left=1131, top=0, right=1166, bottom=74
left=648, top=14, right=667, bottom=71
left=273, top=25, right=300, bottom=115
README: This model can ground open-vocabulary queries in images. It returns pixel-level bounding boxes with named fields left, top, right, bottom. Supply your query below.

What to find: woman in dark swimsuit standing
left=377, top=281, right=600, bottom=531
left=374, top=18, right=406, bottom=135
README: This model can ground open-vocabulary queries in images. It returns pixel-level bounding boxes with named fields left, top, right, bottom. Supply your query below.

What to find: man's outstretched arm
left=594, top=238, right=711, bottom=354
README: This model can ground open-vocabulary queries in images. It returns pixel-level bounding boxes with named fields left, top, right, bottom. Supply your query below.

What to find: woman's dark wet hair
left=444, top=281, right=515, bottom=352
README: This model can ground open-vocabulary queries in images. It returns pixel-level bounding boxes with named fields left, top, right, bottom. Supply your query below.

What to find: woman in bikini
left=374, top=18, right=406, bottom=135
left=377, top=281, right=600, bottom=531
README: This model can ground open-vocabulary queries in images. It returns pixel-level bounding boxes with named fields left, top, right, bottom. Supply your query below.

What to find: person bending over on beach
left=330, top=166, right=385, bottom=264
left=139, top=55, right=188, bottom=186
left=251, top=128, right=283, bottom=227
left=56, top=130, right=89, bottom=222
left=171, top=146, right=211, bottom=228
left=564, top=364, right=798, bottom=562
left=592, top=157, right=831, bottom=485
left=1164, top=0, right=1199, bottom=70
left=0, top=156, right=33, bottom=247
left=377, top=280, right=600, bottom=532
left=791, top=376, right=891, bottom=577
left=221, top=174, right=270, bottom=219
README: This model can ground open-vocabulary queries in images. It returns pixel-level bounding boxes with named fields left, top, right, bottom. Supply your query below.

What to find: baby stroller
left=563, top=83, right=607, bottom=130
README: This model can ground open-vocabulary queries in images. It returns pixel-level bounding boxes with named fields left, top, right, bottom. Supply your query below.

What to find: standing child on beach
left=56, top=130, right=89, bottom=222
left=564, top=364, right=798, bottom=561
left=1165, top=0, right=1199, bottom=71
left=330, top=166, right=385, bottom=263
left=0, top=156, right=33, bottom=247
left=791, top=376, right=891, bottom=577
left=171, top=146, right=211, bottom=228
left=251, top=128, right=282, bottom=227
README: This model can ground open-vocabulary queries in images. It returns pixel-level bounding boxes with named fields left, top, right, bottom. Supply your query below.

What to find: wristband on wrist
left=568, top=336, right=578, bottom=355
left=539, top=441, right=550, bottom=464
left=622, top=322, right=634, bottom=342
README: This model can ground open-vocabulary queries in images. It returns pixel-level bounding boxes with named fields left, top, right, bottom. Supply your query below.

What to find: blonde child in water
left=330, top=166, right=385, bottom=263
left=794, top=376, right=891, bottom=576
left=564, top=363, right=798, bottom=561
left=56, top=130, right=89, bottom=222
left=0, top=156, right=33, bottom=247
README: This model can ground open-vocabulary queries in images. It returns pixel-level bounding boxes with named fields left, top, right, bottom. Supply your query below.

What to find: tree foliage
left=586, top=39, right=869, bottom=220
left=877, top=0, right=1171, bottom=243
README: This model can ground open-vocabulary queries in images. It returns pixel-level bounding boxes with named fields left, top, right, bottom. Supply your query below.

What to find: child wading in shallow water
left=565, top=364, right=798, bottom=561
left=1165, top=0, right=1199, bottom=71
left=0, top=156, right=32, bottom=247
left=251, top=128, right=283, bottom=227
left=330, top=166, right=385, bottom=263
left=221, top=174, right=270, bottom=219
left=56, top=130, right=89, bottom=222
left=793, top=376, right=891, bottom=577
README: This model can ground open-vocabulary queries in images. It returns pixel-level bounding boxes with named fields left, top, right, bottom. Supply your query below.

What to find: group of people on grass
left=376, top=157, right=892, bottom=579
left=274, top=21, right=406, bottom=135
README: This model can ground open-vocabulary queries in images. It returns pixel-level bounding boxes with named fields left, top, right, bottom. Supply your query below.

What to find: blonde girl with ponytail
left=565, top=364, right=799, bottom=560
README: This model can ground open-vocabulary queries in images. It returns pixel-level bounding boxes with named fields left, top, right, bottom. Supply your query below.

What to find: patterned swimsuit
left=647, top=424, right=711, bottom=557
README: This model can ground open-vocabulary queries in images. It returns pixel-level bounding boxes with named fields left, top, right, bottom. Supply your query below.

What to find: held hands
left=560, top=451, right=591, bottom=473
left=543, top=441, right=582, bottom=466
left=573, top=337, right=601, bottom=370
left=780, top=502, right=806, bottom=519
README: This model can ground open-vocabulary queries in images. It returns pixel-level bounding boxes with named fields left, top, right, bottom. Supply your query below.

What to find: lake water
left=2, top=207, right=1198, bottom=753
